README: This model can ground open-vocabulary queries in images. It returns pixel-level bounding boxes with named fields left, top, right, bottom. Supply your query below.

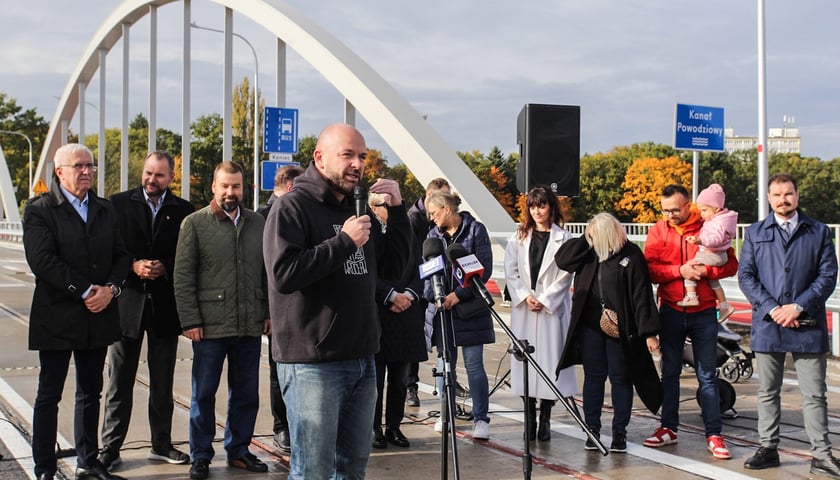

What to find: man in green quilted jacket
left=173, top=161, right=270, bottom=480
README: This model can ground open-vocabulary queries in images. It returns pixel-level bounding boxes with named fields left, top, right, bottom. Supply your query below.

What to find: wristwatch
left=107, top=283, right=122, bottom=298
left=794, top=303, right=804, bottom=313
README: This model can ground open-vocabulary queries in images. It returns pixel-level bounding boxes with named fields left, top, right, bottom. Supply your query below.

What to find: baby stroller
left=682, top=323, right=754, bottom=418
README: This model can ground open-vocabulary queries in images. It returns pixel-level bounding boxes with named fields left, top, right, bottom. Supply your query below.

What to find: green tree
left=770, top=153, right=840, bottom=224
left=577, top=150, right=633, bottom=221
left=293, top=135, right=317, bottom=169
left=0, top=93, right=50, bottom=206
left=189, top=113, right=224, bottom=206
left=720, top=149, right=759, bottom=223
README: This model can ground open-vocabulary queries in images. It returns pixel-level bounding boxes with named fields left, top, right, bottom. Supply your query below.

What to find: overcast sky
left=2, top=0, right=838, bottom=163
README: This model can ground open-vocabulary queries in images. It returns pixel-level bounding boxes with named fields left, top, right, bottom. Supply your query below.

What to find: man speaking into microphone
left=424, top=190, right=495, bottom=440
left=263, top=124, right=411, bottom=479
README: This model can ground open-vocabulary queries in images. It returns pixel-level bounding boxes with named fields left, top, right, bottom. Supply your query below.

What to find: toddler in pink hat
left=677, top=183, right=739, bottom=322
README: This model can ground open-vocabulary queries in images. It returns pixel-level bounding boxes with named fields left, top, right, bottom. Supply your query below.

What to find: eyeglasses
left=427, top=208, right=443, bottom=220
left=661, top=203, right=688, bottom=215
left=60, top=162, right=97, bottom=172
left=373, top=203, right=388, bottom=208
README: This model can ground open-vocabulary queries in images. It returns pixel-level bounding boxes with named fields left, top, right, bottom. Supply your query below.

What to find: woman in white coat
left=504, top=185, right=577, bottom=441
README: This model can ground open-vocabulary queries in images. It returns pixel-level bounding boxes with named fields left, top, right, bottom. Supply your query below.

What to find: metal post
left=191, top=21, right=260, bottom=210
left=757, top=0, right=769, bottom=219
left=0, top=130, right=34, bottom=198
left=692, top=151, right=699, bottom=200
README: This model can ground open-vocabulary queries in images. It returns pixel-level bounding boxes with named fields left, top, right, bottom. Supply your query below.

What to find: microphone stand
left=474, top=286, right=608, bottom=479
left=432, top=305, right=461, bottom=480
left=513, top=339, right=535, bottom=479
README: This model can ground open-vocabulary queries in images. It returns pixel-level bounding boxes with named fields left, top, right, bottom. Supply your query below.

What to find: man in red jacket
left=643, top=184, right=738, bottom=460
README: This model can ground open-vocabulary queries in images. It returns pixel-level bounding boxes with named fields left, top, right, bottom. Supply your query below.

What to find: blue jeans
left=579, top=324, right=632, bottom=434
left=278, top=356, right=377, bottom=480
left=189, top=336, right=261, bottom=461
left=659, top=305, right=721, bottom=436
left=436, top=344, right=490, bottom=423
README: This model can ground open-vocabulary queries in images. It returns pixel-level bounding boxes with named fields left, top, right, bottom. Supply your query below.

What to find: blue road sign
left=264, top=107, right=299, bottom=153
left=261, top=160, right=300, bottom=191
left=674, top=103, right=725, bottom=152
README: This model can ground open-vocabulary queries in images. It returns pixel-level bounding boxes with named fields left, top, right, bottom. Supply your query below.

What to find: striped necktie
left=780, top=221, right=791, bottom=241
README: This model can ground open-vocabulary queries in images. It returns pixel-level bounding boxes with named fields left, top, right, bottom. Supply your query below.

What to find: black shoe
left=610, top=432, right=627, bottom=453
left=97, top=446, right=122, bottom=471
left=274, top=429, right=291, bottom=453
left=372, top=427, right=387, bottom=449
left=743, top=446, right=780, bottom=470
left=37, top=474, right=54, bottom=480
left=525, top=398, right=537, bottom=441
left=148, top=445, right=190, bottom=464
left=228, top=452, right=268, bottom=473
left=385, top=427, right=410, bottom=448
left=405, top=386, right=420, bottom=407
left=75, top=462, right=126, bottom=480
left=811, top=456, right=840, bottom=479
left=584, top=428, right=600, bottom=451
left=537, top=400, right=554, bottom=442
left=455, top=381, right=470, bottom=398
left=190, top=458, right=210, bottom=480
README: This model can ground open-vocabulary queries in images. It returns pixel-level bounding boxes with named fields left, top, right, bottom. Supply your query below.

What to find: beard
left=144, top=181, right=164, bottom=198
left=324, top=169, right=357, bottom=196
left=219, top=195, right=240, bottom=212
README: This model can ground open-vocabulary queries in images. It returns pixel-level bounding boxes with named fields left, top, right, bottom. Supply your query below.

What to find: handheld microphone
left=353, top=185, right=368, bottom=218
left=445, top=244, right=495, bottom=307
left=421, top=238, right=447, bottom=309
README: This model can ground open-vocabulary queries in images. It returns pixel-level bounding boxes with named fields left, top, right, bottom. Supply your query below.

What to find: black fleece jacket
left=263, top=164, right=411, bottom=362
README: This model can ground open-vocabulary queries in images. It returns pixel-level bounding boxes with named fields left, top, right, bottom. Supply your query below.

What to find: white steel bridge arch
left=37, top=0, right=515, bottom=233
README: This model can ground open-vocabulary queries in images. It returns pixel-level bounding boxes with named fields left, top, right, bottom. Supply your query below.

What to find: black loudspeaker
left=516, top=104, right=580, bottom=196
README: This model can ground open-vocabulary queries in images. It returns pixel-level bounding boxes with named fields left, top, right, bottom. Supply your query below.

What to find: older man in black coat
left=99, top=151, right=194, bottom=470
left=24, top=143, right=129, bottom=480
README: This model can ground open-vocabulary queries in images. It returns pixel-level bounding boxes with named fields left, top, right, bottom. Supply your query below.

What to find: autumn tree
left=515, top=193, right=574, bottom=224
left=169, top=154, right=197, bottom=198
left=617, top=156, right=691, bottom=223
left=232, top=76, right=264, bottom=207
left=457, top=148, right=519, bottom=220
left=389, top=163, right=424, bottom=206
left=361, top=148, right=389, bottom=186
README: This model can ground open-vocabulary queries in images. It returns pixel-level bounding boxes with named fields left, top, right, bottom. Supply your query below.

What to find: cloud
left=1, top=0, right=838, bottom=162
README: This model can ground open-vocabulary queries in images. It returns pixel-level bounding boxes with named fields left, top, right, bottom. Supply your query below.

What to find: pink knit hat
left=696, top=183, right=725, bottom=209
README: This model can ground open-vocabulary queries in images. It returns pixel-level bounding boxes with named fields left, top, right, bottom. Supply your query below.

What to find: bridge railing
left=490, top=222, right=840, bottom=355
left=4, top=220, right=840, bottom=352
left=0, top=221, right=22, bottom=243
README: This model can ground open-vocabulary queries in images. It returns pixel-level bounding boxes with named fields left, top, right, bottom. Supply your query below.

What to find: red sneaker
left=707, top=435, right=731, bottom=459
left=643, top=427, right=677, bottom=447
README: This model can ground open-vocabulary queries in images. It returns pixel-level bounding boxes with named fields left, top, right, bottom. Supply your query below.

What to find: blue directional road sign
left=261, top=160, right=300, bottom=191
left=264, top=107, right=299, bottom=153
left=674, top=103, right=725, bottom=152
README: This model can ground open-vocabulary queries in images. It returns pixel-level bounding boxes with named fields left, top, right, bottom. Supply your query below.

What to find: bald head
left=313, top=123, right=367, bottom=200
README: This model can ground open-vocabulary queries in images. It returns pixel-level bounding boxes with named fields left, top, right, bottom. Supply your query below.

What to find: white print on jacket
left=334, top=224, right=368, bottom=275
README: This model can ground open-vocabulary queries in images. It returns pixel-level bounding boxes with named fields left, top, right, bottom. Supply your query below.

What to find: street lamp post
left=191, top=22, right=260, bottom=210
left=0, top=130, right=34, bottom=198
